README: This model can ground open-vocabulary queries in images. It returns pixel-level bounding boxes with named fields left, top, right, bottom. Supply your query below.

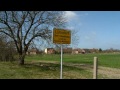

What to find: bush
left=0, top=35, right=17, bottom=62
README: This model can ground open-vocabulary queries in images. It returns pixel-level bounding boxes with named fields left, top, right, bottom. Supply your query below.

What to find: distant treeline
left=0, top=35, right=17, bottom=61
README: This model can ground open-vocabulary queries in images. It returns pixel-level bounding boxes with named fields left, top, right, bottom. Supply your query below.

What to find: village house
left=72, top=48, right=85, bottom=54
left=83, top=49, right=90, bottom=53
left=63, top=48, right=72, bottom=54
left=26, top=48, right=39, bottom=55
left=89, top=48, right=99, bottom=53
left=44, top=48, right=55, bottom=54
left=55, top=47, right=72, bottom=54
left=72, top=48, right=80, bottom=54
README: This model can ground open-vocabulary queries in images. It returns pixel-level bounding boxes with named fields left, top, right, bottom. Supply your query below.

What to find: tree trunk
left=19, top=54, right=25, bottom=65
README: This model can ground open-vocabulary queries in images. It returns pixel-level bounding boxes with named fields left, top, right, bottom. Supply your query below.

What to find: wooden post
left=93, top=57, right=98, bottom=79
left=60, top=44, right=63, bottom=79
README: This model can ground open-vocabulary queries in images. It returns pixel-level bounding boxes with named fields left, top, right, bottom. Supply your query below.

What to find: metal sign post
left=60, top=44, right=63, bottom=79
left=53, top=28, right=71, bottom=79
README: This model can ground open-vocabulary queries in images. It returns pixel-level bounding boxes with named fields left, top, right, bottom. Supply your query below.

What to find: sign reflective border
left=53, top=28, right=71, bottom=44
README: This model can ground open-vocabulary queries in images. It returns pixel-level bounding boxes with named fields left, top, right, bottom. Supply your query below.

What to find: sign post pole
left=53, top=28, right=71, bottom=79
left=60, top=44, right=63, bottom=79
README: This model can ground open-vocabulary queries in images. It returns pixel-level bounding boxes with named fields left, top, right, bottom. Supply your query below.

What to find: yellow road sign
left=53, top=28, right=71, bottom=44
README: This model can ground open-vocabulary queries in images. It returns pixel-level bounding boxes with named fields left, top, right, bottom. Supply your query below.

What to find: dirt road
left=65, top=63, right=120, bottom=79
left=31, top=61, right=120, bottom=79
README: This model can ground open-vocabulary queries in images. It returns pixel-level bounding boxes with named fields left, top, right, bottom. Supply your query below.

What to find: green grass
left=26, top=53, right=120, bottom=68
left=0, top=53, right=120, bottom=79
left=0, top=61, right=92, bottom=79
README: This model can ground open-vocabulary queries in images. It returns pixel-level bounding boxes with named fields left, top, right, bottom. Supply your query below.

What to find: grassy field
left=0, top=61, right=93, bottom=79
left=0, top=53, right=120, bottom=79
left=26, top=53, right=120, bottom=68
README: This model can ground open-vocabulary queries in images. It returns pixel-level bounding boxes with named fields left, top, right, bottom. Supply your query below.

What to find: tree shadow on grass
left=23, top=62, right=60, bottom=71
left=23, top=62, right=87, bottom=72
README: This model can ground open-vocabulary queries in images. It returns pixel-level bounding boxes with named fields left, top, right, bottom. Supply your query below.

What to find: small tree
left=99, top=48, right=102, bottom=52
left=0, top=34, right=16, bottom=61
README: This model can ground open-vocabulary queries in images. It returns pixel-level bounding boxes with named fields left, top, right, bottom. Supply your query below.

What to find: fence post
left=93, top=57, right=98, bottom=79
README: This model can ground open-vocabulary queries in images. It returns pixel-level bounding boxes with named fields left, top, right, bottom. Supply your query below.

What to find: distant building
left=89, top=48, right=99, bottom=53
left=72, top=48, right=99, bottom=54
left=44, top=48, right=55, bottom=54
left=81, top=49, right=85, bottom=54
left=83, top=49, right=90, bottom=53
left=72, top=48, right=86, bottom=54
left=72, top=48, right=81, bottom=54
left=55, top=47, right=72, bottom=54
left=63, top=48, right=72, bottom=54
left=26, top=48, right=39, bottom=55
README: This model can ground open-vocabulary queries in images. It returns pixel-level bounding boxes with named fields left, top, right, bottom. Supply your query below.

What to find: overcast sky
left=65, top=11, right=120, bottom=50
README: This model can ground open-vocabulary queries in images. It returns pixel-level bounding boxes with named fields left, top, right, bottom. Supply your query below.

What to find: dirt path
left=31, top=60, right=120, bottom=79
left=64, top=63, right=120, bottom=79
left=98, top=66, right=120, bottom=79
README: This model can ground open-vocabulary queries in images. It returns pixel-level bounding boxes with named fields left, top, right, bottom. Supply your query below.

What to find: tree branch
left=23, top=12, right=36, bottom=45
left=0, top=30, right=12, bottom=38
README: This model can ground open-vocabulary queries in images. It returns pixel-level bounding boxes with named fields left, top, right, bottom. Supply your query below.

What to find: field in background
left=26, top=53, right=120, bottom=69
left=0, top=53, right=120, bottom=79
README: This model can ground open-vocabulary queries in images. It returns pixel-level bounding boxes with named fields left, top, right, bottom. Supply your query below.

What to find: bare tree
left=0, top=11, right=66, bottom=65
left=71, top=29, right=80, bottom=48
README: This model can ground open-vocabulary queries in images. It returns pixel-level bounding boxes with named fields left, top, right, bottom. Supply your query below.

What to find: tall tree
left=0, top=11, right=66, bottom=65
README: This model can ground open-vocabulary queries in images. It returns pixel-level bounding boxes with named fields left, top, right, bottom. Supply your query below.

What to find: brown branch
left=0, top=30, right=12, bottom=38
left=11, top=11, right=20, bottom=25
left=1, top=12, right=20, bottom=53
left=23, top=12, right=37, bottom=45
left=5, top=11, right=8, bottom=22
